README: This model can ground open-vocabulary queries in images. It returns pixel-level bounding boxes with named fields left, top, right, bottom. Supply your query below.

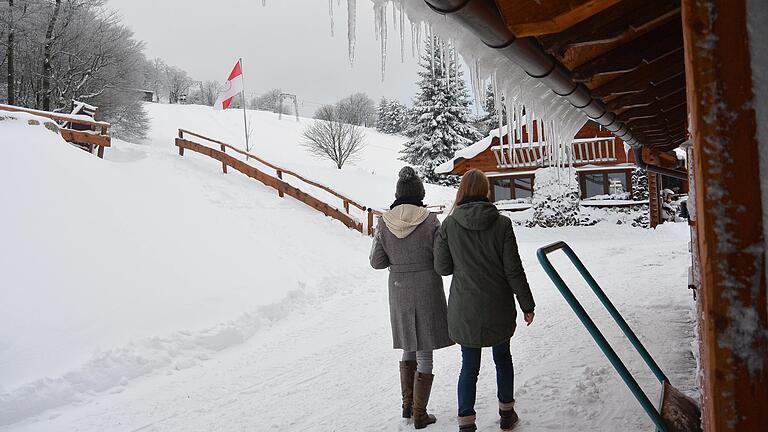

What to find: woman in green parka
left=433, top=169, right=536, bottom=432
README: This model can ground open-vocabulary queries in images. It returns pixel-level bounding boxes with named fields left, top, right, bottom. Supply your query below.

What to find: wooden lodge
left=438, top=120, right=687, bottom=214
left=421, top=0, right=767, bottom=430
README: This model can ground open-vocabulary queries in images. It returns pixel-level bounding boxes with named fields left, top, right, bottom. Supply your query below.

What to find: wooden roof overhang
left=497, top=0, right=687, bottom=153
left=423, top=0, right=688, bottom=179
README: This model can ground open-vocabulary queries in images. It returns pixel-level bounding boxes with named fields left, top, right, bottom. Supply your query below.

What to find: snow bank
left=1, top=108, right=414, bottom=425
left=144, top=103, right=456, bottom=210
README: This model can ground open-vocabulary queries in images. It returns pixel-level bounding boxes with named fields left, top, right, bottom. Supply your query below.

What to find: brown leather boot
left=413, top=372, right=437, bottom=429
left=400, top=361, right=417, bottom=418
left=499, top=400, right=519, bottom=430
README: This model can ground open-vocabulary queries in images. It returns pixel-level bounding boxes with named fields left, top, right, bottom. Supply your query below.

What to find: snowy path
left=3, top=221, right=696, bottom=431
left=2, top=111, right=696, bottom=431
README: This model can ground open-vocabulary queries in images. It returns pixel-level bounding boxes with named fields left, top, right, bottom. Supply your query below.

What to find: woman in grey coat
left=370, top=166, right=454, bottom=430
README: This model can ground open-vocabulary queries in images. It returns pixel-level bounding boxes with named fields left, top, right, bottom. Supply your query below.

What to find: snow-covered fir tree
left=400, top=36, right=482, bottom=185
left=479, top=83, right=506, bottom=135
left=376, top=98, right=409, bottom=134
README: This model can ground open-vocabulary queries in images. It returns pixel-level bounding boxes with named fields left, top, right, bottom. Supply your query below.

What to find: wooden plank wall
left=681, top=0, right=768, bottom=430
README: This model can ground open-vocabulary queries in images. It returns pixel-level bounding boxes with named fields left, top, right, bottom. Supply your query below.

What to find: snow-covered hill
left=0, top=106, right=696, bottom=431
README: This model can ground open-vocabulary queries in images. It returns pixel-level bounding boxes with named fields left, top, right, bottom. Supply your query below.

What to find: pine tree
left=376, top=98, right=409, bottom=134
left=400, top=36, right=482, bottom=185
left=478, top=83, right=506, bottom=135
left=376, top=98, right=391, bottom=133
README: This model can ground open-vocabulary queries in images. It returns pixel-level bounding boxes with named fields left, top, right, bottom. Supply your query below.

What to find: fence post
left=220, top=144, right=227, bottom=174
left=178, top=130, right=185, bottom=156
left=367, top=209, right=374, bottom=236
left=344, top=200, right=350, bottom=214
left=276, top=170, right=284, bottom=198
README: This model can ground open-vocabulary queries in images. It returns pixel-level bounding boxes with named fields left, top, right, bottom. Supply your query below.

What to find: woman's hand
left=524, top=312, right=535, bottom=326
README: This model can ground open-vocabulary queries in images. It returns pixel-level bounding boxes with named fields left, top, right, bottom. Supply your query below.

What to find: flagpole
left=239, top=57, right=250, bottom=154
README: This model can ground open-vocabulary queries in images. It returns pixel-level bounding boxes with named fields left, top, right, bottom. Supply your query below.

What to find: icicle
left=329, top=0, right=334, bottom=37
left=399, top=2, right=405, bottom=63
left=429, top=26, right=435, bottom=78
left=373, top=0, right=387, bottom=81
left=492, top=73, right=506, bottom=165
left=347, top=0, right=356, bottom=67
left=380, top=5, right=387, bottom=82
left=392, top=0, right=398, bottom=31
left=262, top=0, right=266, bottom=5
left=506, top=95, right=514, bottom=166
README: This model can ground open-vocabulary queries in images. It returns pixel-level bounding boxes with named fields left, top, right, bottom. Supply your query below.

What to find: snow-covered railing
left=491, top=136, right=618, bottom=169
left=572, top=137, right=617, bottom=164
left=0, top=104, right=111, bottom=158
left=175, top=129, right=381, bottom=236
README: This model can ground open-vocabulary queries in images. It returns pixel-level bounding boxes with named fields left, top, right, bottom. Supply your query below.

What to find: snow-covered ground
left=1, top=106, right=696, bottom=431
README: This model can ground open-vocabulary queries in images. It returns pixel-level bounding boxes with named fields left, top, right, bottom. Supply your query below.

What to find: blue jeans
left=457, top=339, right=514, bottom=417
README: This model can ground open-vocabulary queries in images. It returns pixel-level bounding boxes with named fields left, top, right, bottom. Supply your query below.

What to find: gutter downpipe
left=424, top=0, right=688, bottom=180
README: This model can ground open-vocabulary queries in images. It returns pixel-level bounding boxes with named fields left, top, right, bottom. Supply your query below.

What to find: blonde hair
left=451, top=169, right=490, bottom=213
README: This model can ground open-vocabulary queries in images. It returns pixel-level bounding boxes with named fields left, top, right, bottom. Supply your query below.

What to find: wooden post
left=178, top=130, right=184, bottom=156
left=343, top=200, right=350, bottom=214
left=276, top=170, right=284, bottom=198
left=367, top=209, right=374, bottom=236
left=220, top=145, right=227, bottom=174
left=681, top=0, right=768, bottom=430
left=648, top=172, right=659, bottom=228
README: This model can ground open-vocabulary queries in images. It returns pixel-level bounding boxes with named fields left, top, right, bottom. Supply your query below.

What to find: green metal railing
left=536, top=241, right=669, bottom=432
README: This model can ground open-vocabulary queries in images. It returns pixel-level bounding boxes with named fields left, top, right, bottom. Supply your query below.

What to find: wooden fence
left=176, top=129, right=383, bottom=235
left=0, top=104, right=111, bottom=158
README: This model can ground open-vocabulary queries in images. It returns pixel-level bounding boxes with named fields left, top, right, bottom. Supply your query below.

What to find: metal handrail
left=536, top=241, right=669, bottom=432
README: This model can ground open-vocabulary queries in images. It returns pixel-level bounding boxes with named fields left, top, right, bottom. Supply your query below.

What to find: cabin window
left=493, top=178, right=513, bottom=201
left=513, top=177, right=533, bottom=199
left=579, top=170, right=632, bottom=199
left=491, top=175, right=534, bottom=202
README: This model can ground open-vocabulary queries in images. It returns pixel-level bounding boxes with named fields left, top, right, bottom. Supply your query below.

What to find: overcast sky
left=105, top=0, right=423, bottom=115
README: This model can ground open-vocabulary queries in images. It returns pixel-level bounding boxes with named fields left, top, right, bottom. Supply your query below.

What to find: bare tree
left=336, top=92, right=376, bottom=126
left=165, top=65, right=192, bottom=104
left=302, top=109, right=366, bottom=169
left=313, top=104, right=336, bottom=121
left=250, top=88, right=291, bottom=114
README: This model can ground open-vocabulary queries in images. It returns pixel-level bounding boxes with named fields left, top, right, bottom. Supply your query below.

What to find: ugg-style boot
left=458, top=414, right=477, bottom=432
left=413, top=372, right=437, bottom=429
left=499, top=400, right=519, bottom=430
left=400, top=361, right=417, bottom=418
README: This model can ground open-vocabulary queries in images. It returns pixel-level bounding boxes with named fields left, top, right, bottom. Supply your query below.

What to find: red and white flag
left=213, top=60, right=244, bottom=111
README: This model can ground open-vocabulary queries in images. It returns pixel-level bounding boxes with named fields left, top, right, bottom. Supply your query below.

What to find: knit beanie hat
left=395, top=166, right=426, bottom=201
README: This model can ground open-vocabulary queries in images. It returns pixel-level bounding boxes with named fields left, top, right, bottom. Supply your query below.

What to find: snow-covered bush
left=631, top=168, right=649, bottom=201
left=526, top=168, right=580, bottom=228
left=579, top=205, right=650, bottom=228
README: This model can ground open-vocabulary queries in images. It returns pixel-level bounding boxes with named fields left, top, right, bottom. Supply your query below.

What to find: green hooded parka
left=434, top=200, right=535, bottom=348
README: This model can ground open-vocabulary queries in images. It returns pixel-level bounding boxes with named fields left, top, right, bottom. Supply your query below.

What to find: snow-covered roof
left=435, top=125, right=511, bottom=174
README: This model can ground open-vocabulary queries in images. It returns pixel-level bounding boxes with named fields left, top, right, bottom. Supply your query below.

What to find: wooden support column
left=648, top=171, right=660, bottom=228
left=681, top=0, right=768, bottom=430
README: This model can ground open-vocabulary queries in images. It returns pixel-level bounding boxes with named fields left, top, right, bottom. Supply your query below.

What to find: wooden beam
left=592, top=50, right=684, bottom=96
left=681, top=0, right=768, bottom=430
left=573, top=20, right=683, bottom=80
left=539, top=0, right=680, bottom=57
left=495, top=0, right=622, bottom=37
left=610, top=76, right=686, bottom=111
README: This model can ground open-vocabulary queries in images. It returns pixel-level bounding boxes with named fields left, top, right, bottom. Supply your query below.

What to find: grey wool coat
left=369, top=207, right=454, bottom=352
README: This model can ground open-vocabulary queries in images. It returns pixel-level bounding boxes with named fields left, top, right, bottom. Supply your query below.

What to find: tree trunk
left=41, top=0, right=61, bottom=111
left=6, top=0, right=15, bottom=105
